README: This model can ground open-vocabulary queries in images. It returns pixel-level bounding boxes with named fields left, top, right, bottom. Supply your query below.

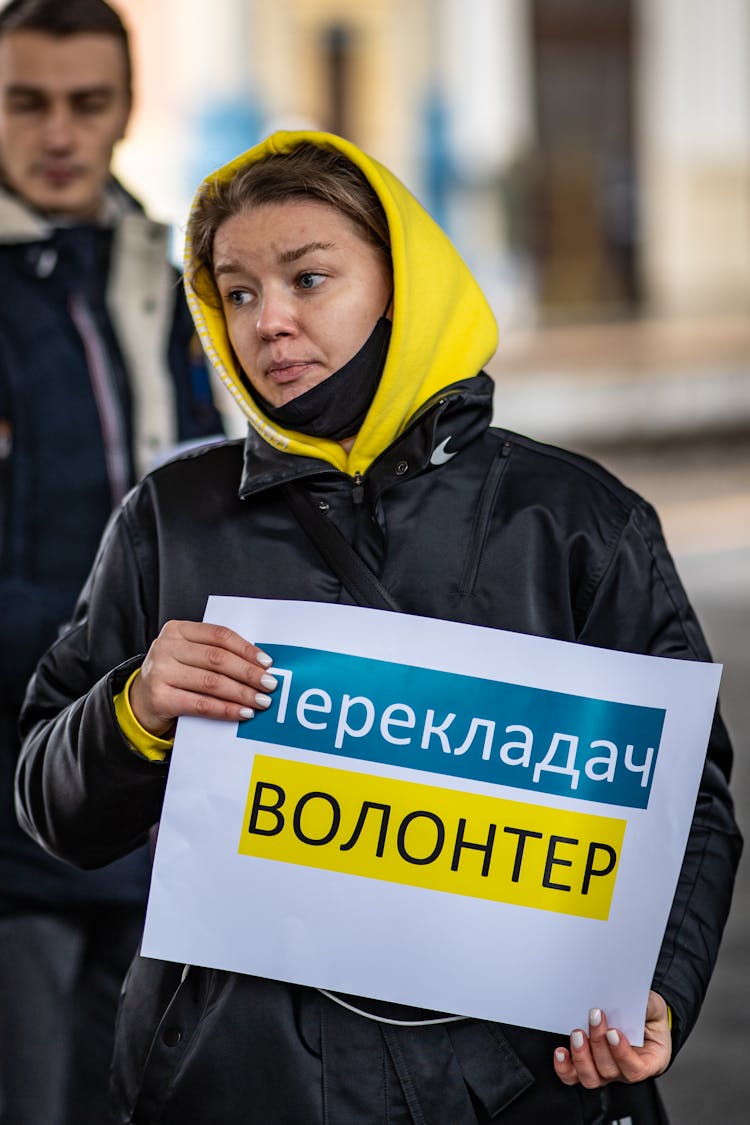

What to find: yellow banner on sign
left=239, top=756, right=626, bottom=920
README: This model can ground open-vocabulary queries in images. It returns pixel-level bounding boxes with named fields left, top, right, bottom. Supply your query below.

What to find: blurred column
left=173, top=0, right=261, bottom=199
left=442, top=0, right=533, bottom=177
left=637, top=0, right=750, bottom=316
left=112, top=0, right=187, bottom=232
left=115, top=0, right=262, bottom=243
left=438, top=0, right=537, bottom=330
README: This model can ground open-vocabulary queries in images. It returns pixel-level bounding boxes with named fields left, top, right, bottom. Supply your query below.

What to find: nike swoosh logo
left=430, top=437, right=457, bottom=466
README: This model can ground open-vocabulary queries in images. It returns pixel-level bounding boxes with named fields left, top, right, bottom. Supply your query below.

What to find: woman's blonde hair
left=187, top=142, right=391, bottom=305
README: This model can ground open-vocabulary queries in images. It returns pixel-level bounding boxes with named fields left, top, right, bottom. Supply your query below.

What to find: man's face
left=0, top=30, right=131, bottom=220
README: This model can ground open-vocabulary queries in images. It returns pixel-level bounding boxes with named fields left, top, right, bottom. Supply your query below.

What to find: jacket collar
left=237, top=372, right=495, bottom=500
left=0, top=178, right=177, bottom=479
left=0, top=177, right=147, bottom=244
left=0, top=187, right=48, bottom=242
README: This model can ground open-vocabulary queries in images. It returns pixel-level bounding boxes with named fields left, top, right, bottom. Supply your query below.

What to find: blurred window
left=529, top=0, right=640, bottom=321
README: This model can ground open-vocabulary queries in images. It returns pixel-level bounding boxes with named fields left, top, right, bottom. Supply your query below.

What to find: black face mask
left=252, top=314, right=392, bottom=441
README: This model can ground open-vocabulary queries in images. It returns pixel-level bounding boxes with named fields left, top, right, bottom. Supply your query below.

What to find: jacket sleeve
left=14, top=495, right=169, bottom=869
left=0, top=578, right=83, bottom=713
left=578, top=498, right=742, bottom=1056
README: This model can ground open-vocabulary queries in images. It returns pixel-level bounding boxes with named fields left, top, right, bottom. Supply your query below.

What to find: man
left=0, top=2, right=223, bottom=1122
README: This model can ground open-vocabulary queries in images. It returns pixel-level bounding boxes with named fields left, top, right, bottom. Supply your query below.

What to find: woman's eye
left=297, top=272, right=324, bottom=291
left=226, top=290, right=250, bottom=307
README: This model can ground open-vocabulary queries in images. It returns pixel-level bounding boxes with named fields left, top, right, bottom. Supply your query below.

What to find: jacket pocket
left=109, top=957, right=192, bottom=1122
left=448, top=1020, right=534, bottom=1117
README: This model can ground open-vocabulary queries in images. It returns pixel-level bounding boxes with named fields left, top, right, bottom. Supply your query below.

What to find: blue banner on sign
left=238, top=645, right=664, bottom=809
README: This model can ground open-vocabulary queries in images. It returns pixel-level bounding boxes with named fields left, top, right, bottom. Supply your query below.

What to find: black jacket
left=15, top=374, right=741, bottom=1123
left=0, top=180, right=223, bottom=906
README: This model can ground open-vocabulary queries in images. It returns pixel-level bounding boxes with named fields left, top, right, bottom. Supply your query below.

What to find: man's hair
left=188, top=142, right=392, bottom=305
left=0, top=0, right=132, bottom=99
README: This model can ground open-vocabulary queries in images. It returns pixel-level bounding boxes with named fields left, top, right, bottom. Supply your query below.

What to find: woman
left=15, top=131, right=741, bottom=1124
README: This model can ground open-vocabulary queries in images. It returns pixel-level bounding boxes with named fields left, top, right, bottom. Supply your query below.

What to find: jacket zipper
left=459, top=440, right=513, bottom=595
left=0, top=419, right=10, bottom=567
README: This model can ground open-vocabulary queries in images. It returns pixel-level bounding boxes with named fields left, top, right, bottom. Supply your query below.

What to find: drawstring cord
left=181, top=965, right=467, bottom=1027
left=316, top=988, right=468, bottom=1027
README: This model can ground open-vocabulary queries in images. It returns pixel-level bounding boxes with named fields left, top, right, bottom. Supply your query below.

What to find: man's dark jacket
left=15, top=375, right=742, bottom=1122
left=0, top=179, right=223, bottom=906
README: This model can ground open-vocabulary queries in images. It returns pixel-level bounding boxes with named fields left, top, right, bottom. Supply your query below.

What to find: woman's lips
left=267, top=362, right=317, bottom=384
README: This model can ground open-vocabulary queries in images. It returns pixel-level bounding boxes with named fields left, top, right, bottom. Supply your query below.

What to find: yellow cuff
left=667, top=1004, right=673, bottom=1032
left=114, top=669, right=174, bottom=762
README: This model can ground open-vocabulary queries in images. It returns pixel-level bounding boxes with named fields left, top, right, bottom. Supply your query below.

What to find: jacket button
left=162, top=1026, right=182, bottom=1046
left=395, top=460, right=408, bottom=476
left=317, top=500, right=330, bottom=512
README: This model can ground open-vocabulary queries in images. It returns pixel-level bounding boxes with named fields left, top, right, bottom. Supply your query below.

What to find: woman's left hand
left=553, top=990, right=672, bottom=1088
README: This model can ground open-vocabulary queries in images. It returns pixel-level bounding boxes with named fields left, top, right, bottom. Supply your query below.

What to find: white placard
left=142, top=597, right=721, bottom=1043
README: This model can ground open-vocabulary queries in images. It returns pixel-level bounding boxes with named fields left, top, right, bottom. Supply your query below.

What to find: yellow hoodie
left=184, top=130, right=498, bottom=478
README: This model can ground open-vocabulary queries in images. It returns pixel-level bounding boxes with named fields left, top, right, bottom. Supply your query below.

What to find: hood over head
left=184, top=130, right=498, bottom=476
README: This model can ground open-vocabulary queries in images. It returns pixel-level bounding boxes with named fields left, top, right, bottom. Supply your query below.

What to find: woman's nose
left=256, top=290, right=296, bottom=339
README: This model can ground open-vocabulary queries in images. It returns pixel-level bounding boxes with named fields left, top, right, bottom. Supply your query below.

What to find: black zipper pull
left=352, top=471, right=364, bottom=504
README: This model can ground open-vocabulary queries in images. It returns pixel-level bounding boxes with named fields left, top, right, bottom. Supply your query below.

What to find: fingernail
left=260, top=674, right=278, bottom=691
left=239, top=708, right=255, bottom=720
left=555, top=1049, right=566, bottom=1063
left=256, top=651, right=273, bottom=667
left=589, top=1008, right=601, bottom=1027
left=606, top=1029, right=620, bottom=1047
left=571, top=1031, right=584, bottom=1049
left=254, top=693, right=273, bottom=709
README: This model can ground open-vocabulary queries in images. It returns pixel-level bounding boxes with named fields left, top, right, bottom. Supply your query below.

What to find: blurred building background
left=114, top=0, right=750, bottom=447
left=113, top=1, right=748, bottom=1119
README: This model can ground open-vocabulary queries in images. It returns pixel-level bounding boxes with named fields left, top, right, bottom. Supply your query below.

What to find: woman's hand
left=553, top=990, right=672, bottom=1088
left=129, top=620, right=277, bottom=737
